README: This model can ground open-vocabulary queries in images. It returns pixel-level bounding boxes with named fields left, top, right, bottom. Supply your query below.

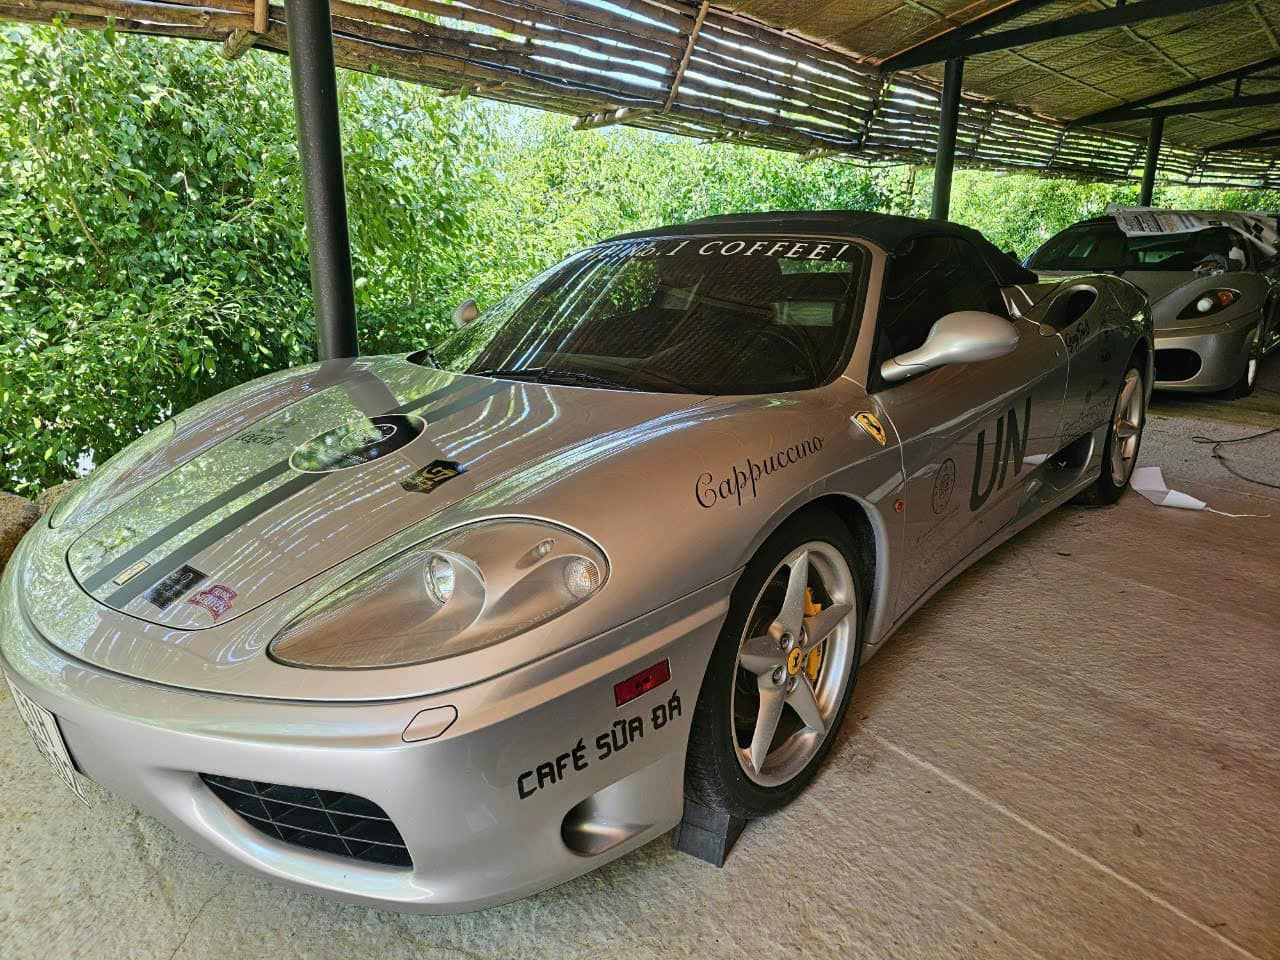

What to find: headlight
left=1177, top=289, right=1238, bottom=321
left=268, top=519, right=608, bottom=669
left=49, top=419, right=177, bottom=530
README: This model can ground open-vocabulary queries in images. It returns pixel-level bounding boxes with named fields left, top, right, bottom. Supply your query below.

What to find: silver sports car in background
left=1027, top=214, right=1279, bottom=397
left=1, top=211, right=1151, bottom=913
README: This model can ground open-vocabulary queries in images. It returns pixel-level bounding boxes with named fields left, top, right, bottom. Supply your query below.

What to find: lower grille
left=201, top=774, right=412, bottom=868
left=1154, top=348, right=1202, bottom=382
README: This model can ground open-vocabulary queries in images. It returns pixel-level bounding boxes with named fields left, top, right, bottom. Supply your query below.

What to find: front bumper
left=1153, top=313, right=1256, bottom=392
left=0, top=545, right=728, bottom=913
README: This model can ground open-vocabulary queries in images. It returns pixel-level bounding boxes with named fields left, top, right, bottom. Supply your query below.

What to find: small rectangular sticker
left=144, top=564, right=206, bottom=610
left=111, top=559, right=151, bottom=586
left=400, top=460, right=466, bottom=495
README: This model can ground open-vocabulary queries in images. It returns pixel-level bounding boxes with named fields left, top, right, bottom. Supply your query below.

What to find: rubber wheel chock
left=671, top=798, right=747, bottom=867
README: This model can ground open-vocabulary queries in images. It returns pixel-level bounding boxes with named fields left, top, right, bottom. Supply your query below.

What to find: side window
left=876, top=237, right=1006, bottom=365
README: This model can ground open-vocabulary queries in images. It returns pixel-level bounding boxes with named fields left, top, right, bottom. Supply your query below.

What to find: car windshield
left=1027, top=221, right=1245, bottom=273
left=432, top=235, right=867, bottom=394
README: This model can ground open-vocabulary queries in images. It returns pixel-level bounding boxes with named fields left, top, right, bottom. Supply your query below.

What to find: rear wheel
left=1075, top=364, right=1145, bottom=506
left=684, top=511, right=865, bottom=818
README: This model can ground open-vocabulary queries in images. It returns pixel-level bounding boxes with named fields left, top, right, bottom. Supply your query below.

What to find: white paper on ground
left=1130, top=466, right=1269, bottom=518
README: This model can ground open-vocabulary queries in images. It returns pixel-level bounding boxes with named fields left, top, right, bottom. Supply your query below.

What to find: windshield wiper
left=536, top=369, right=640, bottom=391
left=472, top=366, right=640, bottom=391
left=471, top=366, right=548, bottom=382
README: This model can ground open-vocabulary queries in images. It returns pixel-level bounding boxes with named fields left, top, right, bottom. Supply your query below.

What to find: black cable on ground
left=1190, top=427, right=1280, bottom=489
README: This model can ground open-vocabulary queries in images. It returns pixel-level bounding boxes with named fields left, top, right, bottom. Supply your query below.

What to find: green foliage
left=461, top=112, right=903, bottom=304
left=0, top=25, right=486, bottom=493
left=5, top=25, right=1280, bottom=496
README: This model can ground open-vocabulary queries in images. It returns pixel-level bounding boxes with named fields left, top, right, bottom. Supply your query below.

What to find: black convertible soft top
left=610, top=210, right=1038, bottom=287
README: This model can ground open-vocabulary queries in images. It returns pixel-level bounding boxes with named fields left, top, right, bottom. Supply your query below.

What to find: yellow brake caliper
left=803, top=588, right=824, bottom=682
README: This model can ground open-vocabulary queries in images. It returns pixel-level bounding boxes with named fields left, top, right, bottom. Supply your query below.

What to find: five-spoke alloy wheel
left=1226, top=318, right=1265, bottom=399
left=1109, top=368, right=1144, bottom=488
left=685, top=510, right=865, bottom=818
left=731, top=542, right=856, bottom=787
left=1076, top=359, right=1146, bottom=506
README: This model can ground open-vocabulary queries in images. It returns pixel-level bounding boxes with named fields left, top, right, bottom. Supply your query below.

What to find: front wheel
left=1224, top=318, right=1265, bottom=399
left=684, top=510, right=865, bottom=819
left=1075, top=363, right=1145, bottom=506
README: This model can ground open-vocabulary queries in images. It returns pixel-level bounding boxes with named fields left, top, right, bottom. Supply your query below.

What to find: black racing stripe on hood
left=88, top=376, right=507, bottom=613
left=81, top=376, right=480, bottom=596
left=79, top=459, right=293, bottom=593
left=103, top=470, right=320, bottom=609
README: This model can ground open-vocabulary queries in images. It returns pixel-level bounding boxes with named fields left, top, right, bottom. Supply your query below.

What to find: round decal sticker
left=931, top=458, right=957, bottom=514
left=290, top=414, right=424, bottom=473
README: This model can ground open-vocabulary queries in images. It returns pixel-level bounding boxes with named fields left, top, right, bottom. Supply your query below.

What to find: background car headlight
left=1176, top=289, right=1238, bottom=321
left=268, top=519, right=608, bottom=669
left=48, top=418, right=176, bottom=530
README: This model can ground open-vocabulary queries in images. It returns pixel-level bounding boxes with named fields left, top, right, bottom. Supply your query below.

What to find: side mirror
left=452, top=298, right=479, bottom=328
left=880, top=311, right=1020, bottom=383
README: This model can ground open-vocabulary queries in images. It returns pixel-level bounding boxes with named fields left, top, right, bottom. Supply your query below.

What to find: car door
left=868, top=236, right=1068, bottom=617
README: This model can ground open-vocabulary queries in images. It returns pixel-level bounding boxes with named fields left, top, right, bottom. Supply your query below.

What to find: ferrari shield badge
left=853, top=411, right=887, bottom=446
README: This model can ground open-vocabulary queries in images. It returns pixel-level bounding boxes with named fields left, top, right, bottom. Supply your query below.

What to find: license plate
left=5, top=673, right=90, bottom=805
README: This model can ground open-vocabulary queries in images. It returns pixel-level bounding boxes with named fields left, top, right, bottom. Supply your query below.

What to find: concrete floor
left=3, top=361, right=1278, bottom=960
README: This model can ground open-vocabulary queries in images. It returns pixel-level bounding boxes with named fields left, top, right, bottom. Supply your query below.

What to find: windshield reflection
left=434, top=235, right=867, bottom=395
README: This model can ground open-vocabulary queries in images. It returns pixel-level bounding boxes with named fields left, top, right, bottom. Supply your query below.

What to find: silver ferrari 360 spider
left=1027, top=212, right=1279, bottom=396
left=2, top=211, right=1151, bottom=913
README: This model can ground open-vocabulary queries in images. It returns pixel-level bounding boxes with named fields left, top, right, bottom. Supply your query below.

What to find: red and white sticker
left=186, top=584, right=238, bottom=620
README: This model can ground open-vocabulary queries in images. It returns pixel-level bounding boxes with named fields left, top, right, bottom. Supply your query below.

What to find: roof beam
left=880, top=0, right=1237, bottom=72
left=879, top=0, right=1055, bottom=72
left=1079, top=88, right=1280, bottom=122
left=572, top=106, right=651, bottom=130
left=1073, top=53, right=1280, bottom=124
left=663, top=0, right=709, bottom=113
left=1208, top=126, right=1280, bottom=150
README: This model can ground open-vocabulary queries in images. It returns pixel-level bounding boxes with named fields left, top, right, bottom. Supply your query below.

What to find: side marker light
left=614, top=659, right=671, bottom=707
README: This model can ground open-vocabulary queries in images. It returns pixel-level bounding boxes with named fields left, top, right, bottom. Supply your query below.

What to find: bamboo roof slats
left=7, top=0, right=1280, bottom=188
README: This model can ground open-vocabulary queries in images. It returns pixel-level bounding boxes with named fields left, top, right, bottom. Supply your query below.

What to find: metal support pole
left=285, top=0, right=358, bottom=360
left=1138, top=114, right=1164, bottom=207
left=931, top=57, right=964, bottom=221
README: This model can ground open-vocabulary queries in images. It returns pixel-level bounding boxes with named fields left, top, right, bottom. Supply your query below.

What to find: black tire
left=684, top=509, right=866, bottom=819
left=1223, top=317, right=1265, bottom=400
left=1075, top=360, right=1146, bottom=506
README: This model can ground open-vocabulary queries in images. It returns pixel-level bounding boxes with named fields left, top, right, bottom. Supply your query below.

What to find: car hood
left=1104, top=270, right=1193, bottom=306
left=65, top=356, right=702, bottom=631
left=1032, top=268, right=1192, bottom=300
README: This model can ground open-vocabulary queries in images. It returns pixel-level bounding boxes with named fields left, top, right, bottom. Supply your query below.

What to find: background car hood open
left=66, top=357, right=701, bottom=631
